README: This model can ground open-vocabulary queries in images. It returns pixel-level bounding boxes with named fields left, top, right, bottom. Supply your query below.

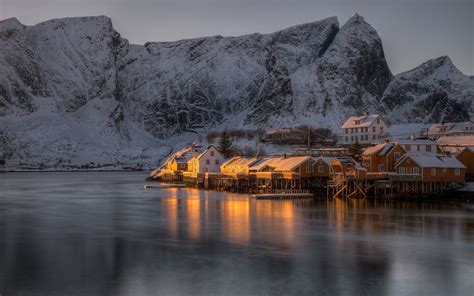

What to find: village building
left=394, top=154, right=466, bottom=183
left=361, top=142, right=406, bottom=172
left=396, top=139, right=436, bottom=154
left=313, top=157, right=336, bottom=178
left=187, top=145, right=226, bottom=174
left=453, top=147, right=474, bottom=178
left=220, top=157, right=260, bottom=175
left=427, top=122, right=474, bottom=139
left=340, top=114, right=389, bottom=145
left=262, top=128, right=304, bottom=144
left=436, top=135, right=474, bottom=149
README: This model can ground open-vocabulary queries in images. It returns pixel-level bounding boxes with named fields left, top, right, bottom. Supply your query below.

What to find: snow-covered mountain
left=0, top=15, right=472, bottom=167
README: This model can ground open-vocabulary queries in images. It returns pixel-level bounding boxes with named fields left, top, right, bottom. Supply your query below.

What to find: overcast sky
left=1, top=0, right=473, bottom=75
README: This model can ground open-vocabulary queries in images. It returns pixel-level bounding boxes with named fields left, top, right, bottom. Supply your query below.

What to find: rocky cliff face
left=0, top=15, right=472, bottom=166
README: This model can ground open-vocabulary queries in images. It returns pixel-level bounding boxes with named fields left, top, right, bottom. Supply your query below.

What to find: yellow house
left=220, top=157, right=260, bottom=175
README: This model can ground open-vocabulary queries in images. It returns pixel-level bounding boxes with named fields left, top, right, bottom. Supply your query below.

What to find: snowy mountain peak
left=0, top=17, right=24, bottom=31
left=0, top=15, right=472, bottom=167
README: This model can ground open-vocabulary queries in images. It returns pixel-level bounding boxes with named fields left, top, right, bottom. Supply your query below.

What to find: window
left=455, top=168, right=460, bottom=176
left=407, top=159, right=411, bottom=163
left=380, top=127, right=384, bottom=132
left=351, top=136, right=354, bottom=142
left=364, top=162, right=369, bottom=167
left=206, top=159, right=210, bottom=165
left=378, top=164, right=385, bottom=172
left=426, top=145, right=432, bottom=152
left=215, top=159, right=219, bottom=165
left=417, top=145, right=420, bottom=151
left=210, top=151, right=215, bottom=156
left=365, top=127, right=368, bottom=132
left=405, top=145, right=411, bottom=151
left=372, top=135, right=376, bottom=140
left=372, top=126, right=376, bottom=132
left=345, top=129, right=348, bottom=134
left=407, top=167, right=412, bottom=174
left=350, top=128, right=353, bottom=133
left=413, top=167, right=420, bottom=175
left=431, top=168, right=436, bottom=176
left=345, top=136, right=348, bottom=142
left=399, top=167, right=405, bottom=174
left=365, top=135, right=368, bottom=141
left=442, top=168, right=447, bottom=173
left=394, top=152, right=401, bottom=160
left=318, top=165, right=325, bottom=173
left=306, top=165, right=313, bottom=173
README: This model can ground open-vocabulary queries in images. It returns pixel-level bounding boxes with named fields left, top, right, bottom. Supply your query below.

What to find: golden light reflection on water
left=159, top=188, right=299, bottom=248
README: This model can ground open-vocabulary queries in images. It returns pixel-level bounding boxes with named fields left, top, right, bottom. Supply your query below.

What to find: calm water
left=0, top=172, right=473, bottom=296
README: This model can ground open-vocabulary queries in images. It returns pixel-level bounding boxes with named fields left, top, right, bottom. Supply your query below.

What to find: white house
left=396, top=139, right=437, bottom=154
left=340, top=114, right=389, bottom=145
left=427, top=122, right=474, bottom=139
left=187, top=145, right=226, bottom=174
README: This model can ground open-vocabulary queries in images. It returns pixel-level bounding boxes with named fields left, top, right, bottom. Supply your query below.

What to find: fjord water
left=0, top=172, right=473, bottom=296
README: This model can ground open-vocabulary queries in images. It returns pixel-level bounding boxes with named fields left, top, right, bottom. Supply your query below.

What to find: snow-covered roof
left=317, top=157, right=336, bottom=166
left=396, top=139, right=436, bottom=146
left=437, top=135, right=474, bottom=147
left=341, top=114, right=382, bottom=129
left=274, top=156, right=310, bottom=171
left=388, top=123, right=431, bottom=139
left=362, top=144, right=386, bottom=156
left=249, top=158, right=281, bottom=171
left=221, top=156, right=259, bottom=168
left=428, top=122, right=474, bottom=135
left=395, top=153, right=466, bottom=169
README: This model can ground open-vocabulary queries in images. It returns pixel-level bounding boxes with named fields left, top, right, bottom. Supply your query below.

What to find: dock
left=252, top=190, right=313, bottom=200
left=144, top=183, right=187, bottom=189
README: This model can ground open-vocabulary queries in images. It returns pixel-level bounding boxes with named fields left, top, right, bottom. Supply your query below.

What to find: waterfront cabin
left=340, top=114, right=389, bottom=145
left=220, top=156, right=260, bottom=175
left=394, top=154, right=466, bottom=182
left=273, top=156, right=314, bottom=178
left=187, top=145, right=226, bottom=174
left=455, top=147, right=474, bottom=177
left=313, top=157, right=336, bottom=177
left=331, top=157, right=356, bottom=174
left=362, top=142, right=405, bottom=173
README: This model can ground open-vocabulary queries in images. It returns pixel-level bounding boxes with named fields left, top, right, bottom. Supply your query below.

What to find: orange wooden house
left=362, top=142, right=405, bottom=173
left=394, top=154, right=466, bottom=182
left=455, top=147, right=474, bottom=176
left=313, top=157, right=336, bottom=177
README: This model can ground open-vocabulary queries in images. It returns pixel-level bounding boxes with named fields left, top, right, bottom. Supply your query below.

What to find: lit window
left=431, top=168, right=436, bottom=176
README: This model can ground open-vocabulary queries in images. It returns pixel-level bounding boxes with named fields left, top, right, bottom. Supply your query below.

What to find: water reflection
left=0, top=173, right=473, bottom=296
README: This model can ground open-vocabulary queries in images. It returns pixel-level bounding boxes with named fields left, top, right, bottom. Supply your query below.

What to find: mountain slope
left=0, top=15, right=472, bottom=167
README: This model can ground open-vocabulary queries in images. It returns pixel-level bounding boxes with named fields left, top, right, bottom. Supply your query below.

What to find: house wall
left=313, top=160, right=331, bottom=177
left=297, top=159, right=315, bottom=178
left=196, top=146, right=226, bottom=173
left=457, top=149, right=474, bottom=174
left=401, top=143, right=436, bottom=154
left=397, top=157, right=465, bottom=182
left=340, top=117, right=388, bottom=145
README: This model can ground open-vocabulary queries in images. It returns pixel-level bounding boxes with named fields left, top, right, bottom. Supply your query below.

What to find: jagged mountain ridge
left=0, top=15, right=472, bottom=166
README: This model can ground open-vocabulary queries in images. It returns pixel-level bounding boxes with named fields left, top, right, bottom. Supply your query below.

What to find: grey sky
left=1, top=0, right=473, bottom=75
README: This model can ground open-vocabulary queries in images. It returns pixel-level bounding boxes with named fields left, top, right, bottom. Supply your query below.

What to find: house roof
left=429, top=122, right=474, bottom=135
left=273, top=156, right=311, bottom=171
left=249, top=158, right=281, bottom=171
left=221, top=156, right=259, bottom=168
left=395, top=153, right=466, bottom=169
left=436, top=135, right=474, bottom=147
left=396, top=139, right=436, bottom=146
left=317, top=157, right=337, bottom=166
left=161, top=144, right=205, bottom=168
left=341, top=114, right=381, bottom=129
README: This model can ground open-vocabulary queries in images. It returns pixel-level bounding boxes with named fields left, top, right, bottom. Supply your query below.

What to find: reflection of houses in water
left=221, top=198, right=251, bottom=244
